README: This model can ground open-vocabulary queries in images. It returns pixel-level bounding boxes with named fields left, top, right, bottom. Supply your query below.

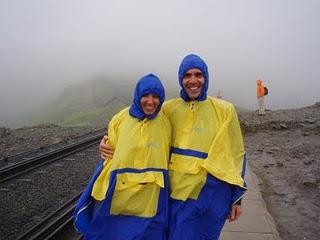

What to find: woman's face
left=140, top=94, right=160, bottom=115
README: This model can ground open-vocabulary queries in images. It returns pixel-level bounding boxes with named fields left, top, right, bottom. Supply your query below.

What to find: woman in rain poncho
left=74, top=74, right=171, bottom=240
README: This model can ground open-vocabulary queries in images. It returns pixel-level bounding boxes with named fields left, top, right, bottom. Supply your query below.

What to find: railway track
left=16, top=192, right=83, bottom=240
left=0, top=132, right=105, bottom=183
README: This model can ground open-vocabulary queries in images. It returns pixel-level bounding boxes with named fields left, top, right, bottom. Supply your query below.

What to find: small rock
left=17, top=178, right=33, bottom=182
left=263, top=163, right=274, bottom=168
left=1, top=156, right=9, bottom=162
left=0, top=127, right=11, bottom=137
left=303, top=181, right=317, bottom=187
left=51, top=137, right=62, bottom=144
left=305, top=118, right=316, bottom=124
left=53, top=163, right=63, bottom=167
left=270, top=147, right=281, bottom=151
left=0, top=188, right=10, bottom=192
left=273, top=191, right=286, bottom=197
left=276, top=162, right=284, bottom=167
left=280, top=123, right=287, bottom=129
left=303, top=160, right=312, bottom=165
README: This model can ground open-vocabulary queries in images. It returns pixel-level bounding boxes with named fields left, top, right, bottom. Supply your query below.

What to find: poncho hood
left=178, top=54, right=209, bottom=102
left=129, top=73, right=165, bottom=120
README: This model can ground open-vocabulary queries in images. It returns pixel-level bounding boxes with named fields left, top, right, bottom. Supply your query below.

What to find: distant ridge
left=21, top=79, right=133, bottom=128
left=11, top=79, right=253, bottom=128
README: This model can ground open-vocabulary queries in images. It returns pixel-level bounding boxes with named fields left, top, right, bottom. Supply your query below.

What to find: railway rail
left=0, top=132, right=105, bottom=183
left=16, top=192, right=83, bottom=240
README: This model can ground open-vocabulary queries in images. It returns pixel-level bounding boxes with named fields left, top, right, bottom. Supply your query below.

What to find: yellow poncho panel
left=91, top=108, right=171, bottom=217
left=163, top=97, right=246, bottom=201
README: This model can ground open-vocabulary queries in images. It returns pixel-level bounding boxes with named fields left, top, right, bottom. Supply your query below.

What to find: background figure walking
left=256, top=78, right=266, bottom=115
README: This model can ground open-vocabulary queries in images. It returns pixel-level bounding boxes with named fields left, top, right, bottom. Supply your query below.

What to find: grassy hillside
left=23, top=78, right=134, bottom=128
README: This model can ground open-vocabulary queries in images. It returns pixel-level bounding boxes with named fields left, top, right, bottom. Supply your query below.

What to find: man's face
left=140, top=94, right=160, bottom=115
left=182, top=68, right=205, bottom=100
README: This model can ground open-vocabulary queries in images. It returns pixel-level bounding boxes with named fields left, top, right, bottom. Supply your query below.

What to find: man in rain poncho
left=163, top=54, right=247, bottom=240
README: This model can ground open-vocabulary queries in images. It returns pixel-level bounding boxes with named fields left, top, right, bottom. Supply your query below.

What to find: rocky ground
left=0, top=124, right=103, bottom=159
left=0, top=124, right=105, bottom=240
left=0, top=103, right=319, bottom=239
left=239, top=102, right=320, bottom=240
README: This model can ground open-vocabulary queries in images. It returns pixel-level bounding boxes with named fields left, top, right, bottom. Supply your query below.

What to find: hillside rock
left=238, top=102, right=320, bottom=134
left=0, top=127, right=11, bottom=137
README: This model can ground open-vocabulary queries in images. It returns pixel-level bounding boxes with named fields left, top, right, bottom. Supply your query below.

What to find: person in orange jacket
left=256, top=79, right=266, bottom=115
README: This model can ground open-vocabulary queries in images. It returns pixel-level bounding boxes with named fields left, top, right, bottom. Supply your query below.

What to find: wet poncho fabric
left=73, top=74, right=171, bottom=240
left=163, top=54, right=247, bottom=240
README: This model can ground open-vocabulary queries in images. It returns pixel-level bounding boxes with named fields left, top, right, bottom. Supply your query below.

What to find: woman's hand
left=99, top=135, right=115, bottom=159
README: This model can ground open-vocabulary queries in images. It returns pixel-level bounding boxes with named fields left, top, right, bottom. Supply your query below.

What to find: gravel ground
left=245, top=130, right=319, bottom=240
left=0, top=138, right=102, bottom=240
left=0, top=124, right=103, bottom=159
left=240, top=102, right=320, bottom=240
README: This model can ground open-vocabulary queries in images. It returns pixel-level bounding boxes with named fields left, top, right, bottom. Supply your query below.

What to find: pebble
left=305, top=118, right=316, bottom=124
left=280, top=123, right=288, bottom=129
left=303, top=181, right=317, bottom=187
left=52, top=163, right=63, bottom=167
left=17, top=178, right=33, bottom=182
left=276, top=162, right=284, bottom=167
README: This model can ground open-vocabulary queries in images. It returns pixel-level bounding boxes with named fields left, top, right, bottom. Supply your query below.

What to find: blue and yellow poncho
left=163, top=54, right=247, bottom=240
left=74, top=74, right=171, bottom=240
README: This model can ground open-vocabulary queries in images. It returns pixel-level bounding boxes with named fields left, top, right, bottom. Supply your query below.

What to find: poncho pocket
left=110, top=171, right=164, bottom=217
left=169, top=154, right=207, bottom=201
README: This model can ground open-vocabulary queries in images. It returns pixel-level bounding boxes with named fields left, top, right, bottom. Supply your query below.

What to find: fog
left=1, top=0, right=319, bottom=127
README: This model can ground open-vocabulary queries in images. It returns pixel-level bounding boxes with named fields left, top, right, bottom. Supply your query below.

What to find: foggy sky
left=1, top=0, right=320, bottom=127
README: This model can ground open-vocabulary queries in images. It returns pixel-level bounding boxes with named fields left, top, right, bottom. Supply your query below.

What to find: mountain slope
left=28, top=79, right=133, bottom=128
